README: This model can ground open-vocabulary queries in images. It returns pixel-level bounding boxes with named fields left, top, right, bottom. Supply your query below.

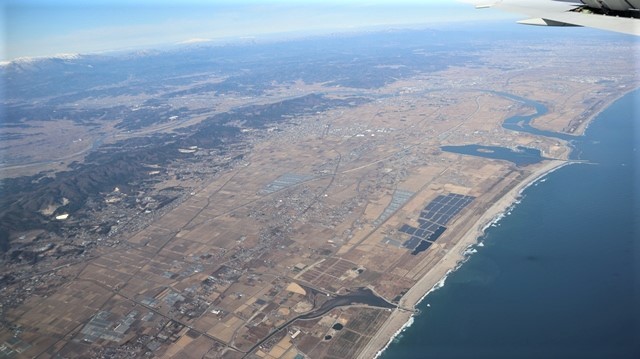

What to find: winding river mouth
left=441, top=91, right=579, bottom=166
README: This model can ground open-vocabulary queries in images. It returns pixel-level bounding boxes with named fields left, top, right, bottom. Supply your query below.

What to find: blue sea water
left=380, top=89, right=640, bottom=359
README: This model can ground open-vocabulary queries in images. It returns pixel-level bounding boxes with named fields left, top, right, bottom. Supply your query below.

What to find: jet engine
left=580, top=0, right=640, bottom=13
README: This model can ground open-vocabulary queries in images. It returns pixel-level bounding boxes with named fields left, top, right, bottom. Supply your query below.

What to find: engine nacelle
left=581, top=0, right=640, bottom=12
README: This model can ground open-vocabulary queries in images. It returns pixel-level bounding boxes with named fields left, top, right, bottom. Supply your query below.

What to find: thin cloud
left=4, top=2, right=514, bottom=60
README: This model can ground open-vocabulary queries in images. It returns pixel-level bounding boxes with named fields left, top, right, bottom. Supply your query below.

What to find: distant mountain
left=0, top=27, right=500, bottom=253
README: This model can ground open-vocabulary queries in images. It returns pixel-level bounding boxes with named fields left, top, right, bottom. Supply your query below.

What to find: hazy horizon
left=2, top=0, right=515, bottom=61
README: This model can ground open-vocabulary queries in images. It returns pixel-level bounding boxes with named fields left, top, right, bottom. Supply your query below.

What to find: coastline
left=358, top=159, right=571, bottom=359
left=567, top=86, right=639, bottom=137
left=358, top=85, right=640, bottom=359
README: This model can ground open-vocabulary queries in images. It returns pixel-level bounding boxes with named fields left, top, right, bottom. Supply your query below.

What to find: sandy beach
left=358, top=159, right=571, bottom=359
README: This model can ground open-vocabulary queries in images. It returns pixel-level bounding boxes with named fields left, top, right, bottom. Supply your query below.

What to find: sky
left=1, top=0, right=514, bottom=61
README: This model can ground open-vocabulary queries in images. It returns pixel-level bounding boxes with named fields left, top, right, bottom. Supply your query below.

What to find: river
left=381, top=89, right=640, bottom=358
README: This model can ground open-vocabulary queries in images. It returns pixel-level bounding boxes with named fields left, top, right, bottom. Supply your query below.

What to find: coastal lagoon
left=441, top=93, right=566, bottom=166
left=440, top=145, right=545, bottom=166
left=381, top=90, right=639, bottom=358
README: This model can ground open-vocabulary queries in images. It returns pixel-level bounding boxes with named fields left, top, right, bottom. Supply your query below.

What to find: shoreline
left=577, top=86, right=639, bottom=138
left=358, top=86, right=640, bottom=359
left=359, top=159, right=571, bottom=359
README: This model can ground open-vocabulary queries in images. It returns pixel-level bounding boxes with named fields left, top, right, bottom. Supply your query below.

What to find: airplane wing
left=465, top=0, right=640, bottom=36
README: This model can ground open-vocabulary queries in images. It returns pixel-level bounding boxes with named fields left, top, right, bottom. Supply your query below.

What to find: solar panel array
left=399, top=193, right=475, bottom=255
left=374, top=189, right=414, bottom=226
left=261, top=173, right=313, bottom=194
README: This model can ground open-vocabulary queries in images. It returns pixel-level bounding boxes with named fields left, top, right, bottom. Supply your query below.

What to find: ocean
left=380, top=89, right=639, bottom=359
